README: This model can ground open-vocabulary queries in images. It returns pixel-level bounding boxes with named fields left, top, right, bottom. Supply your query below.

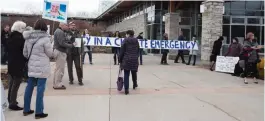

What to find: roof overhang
left=96, top=1, right=141, bottom=21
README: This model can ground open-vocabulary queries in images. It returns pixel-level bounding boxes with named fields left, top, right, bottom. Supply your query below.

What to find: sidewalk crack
left=195, top=97, right=242, bottom=121
left=152, top=73, right=185, bottom=88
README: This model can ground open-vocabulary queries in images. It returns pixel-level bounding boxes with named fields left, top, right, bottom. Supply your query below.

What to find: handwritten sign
left=215, top=56, right=239, bottom=73
left=81, top=36, right=199, bottom=50
left=42, top=0, right=68, bottom=23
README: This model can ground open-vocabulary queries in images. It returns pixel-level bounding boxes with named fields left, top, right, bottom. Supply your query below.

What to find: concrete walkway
left=3, top=54, right=264, bottom=121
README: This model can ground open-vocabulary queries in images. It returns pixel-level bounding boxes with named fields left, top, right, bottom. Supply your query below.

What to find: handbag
left=116, top=68, right=124, bottom=91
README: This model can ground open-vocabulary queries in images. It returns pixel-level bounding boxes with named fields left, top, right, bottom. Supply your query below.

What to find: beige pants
left=53, top=49, right=67, bottom=88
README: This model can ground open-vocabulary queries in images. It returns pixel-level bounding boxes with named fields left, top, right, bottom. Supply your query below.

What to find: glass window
left=148, top=11, right=155, bottom=18
left=198, top=26, right=202, bottom=38
left=246, top=26, right=260, bottom=44
left=155, top=10, right=161, bottom=16
left=224, top=2, right=231, bottom=10
left=231, top=25, right=245, bottom=41
left=261, top=26, right=264, bottom=45
left=246, top=11, right=263, bottom=16
left=230, top=10, right=245, bottom=16
left=180, top=11, right=191, bottom=17
left=224, top=9, right=230, bottom=15
left=262, top=1, right=264, bottom=10
left=155, top=1, right=161, bottom=10
left=247, top=18, right=260, bottom=24
left=223, top=25, right=230, bottom=44
left=232, top=18, right=245, bottom=23
left=223, top=16, right=230, bottom=24
left=179, top=17, right=191, bottom=25
left=246, top=1, right=262, bottom=10
left=231, top=1, right=246, bottom=10
left=154, top=15, right=161, bottom=23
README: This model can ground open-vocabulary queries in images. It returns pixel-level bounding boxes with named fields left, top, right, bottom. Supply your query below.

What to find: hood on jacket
left=23, top=30, right=49, bottom=44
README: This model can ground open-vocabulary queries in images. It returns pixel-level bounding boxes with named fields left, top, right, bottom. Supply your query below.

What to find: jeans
left=187, top=55, right=197, bottom=65
left=82, top=51, right=92, bottom=63
left=113, top=49, right=120, bottom=64
left=123, top=70, right=137, bottom=91
left=139, top=49, right=143, bottom=64
left=24, top=77, right=47, bottom=114
left=7, top=75, right=22, bottom=106
left=161, top=52, right=168, bottom=64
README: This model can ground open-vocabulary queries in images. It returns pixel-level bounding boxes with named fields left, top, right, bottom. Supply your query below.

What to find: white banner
left=76, top=36, right=199, bottom=50
left=215, top=56, right=239, bottom=73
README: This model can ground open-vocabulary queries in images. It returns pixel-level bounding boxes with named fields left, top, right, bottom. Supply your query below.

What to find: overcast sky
left=0, top=0, right=117, bottom=17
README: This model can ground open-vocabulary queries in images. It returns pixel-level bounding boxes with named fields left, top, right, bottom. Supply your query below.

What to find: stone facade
left=201, top=1, right=224, bottom=65
left=164, top=13, right=181, bottom=60
left=106, top=14, right=146, bottom=37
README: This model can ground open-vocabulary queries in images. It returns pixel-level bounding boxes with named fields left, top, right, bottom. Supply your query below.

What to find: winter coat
left=242, top=39, right=259, bottom=63
left=225, top=43, right=242, bottom=57
left=1, top=30, right=10, bottom=48
left=65, top=30, right=84, bottom=55
left=161, top=36, right=169, bottom=53
left=211, top=39, right=222, bottom=55
left=137, top=35, right=144, bottom=51
left=23, top=30, right=53, bottom=78
left=189, top=40, right=198, bottom=55
left=7, top=31, right=27, bottom=77
left=119, top=37, right=140, bottom=71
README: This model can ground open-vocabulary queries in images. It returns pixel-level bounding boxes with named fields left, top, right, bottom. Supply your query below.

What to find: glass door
left=180, top=27, right=191, bottom=41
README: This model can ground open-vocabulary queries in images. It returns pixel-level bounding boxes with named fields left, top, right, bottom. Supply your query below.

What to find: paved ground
left=3, top=54, right=264, bottom=121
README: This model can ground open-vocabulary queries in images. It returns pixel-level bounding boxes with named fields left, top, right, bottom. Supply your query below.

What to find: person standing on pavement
left=161, top=33, right=169, bottom=65
left=210, top=36, right=223, bottom=71
left=112, top=31, right=121, bottom=65
left=82, top=29, right=93, bottom=64
left=137, top=32, right=144, bottom=65
left=241, top=32, right=261, bottom=84
left=1, top=25, right=10, bottom=65
left=23, top=19, right=53, bottom=119
left=66, top=21, right=84, bottom=86
left=174, top=31, right=186, bottom=64
left=7, top=21, right=27, bottom=110
left=186, top=35, right=198, bottom=66
left=119, top=30, right=139, bottom=95
left=53, top=23, right=76, bottom=90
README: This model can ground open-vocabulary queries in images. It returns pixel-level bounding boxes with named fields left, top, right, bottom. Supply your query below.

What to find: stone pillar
left=164, top=12, right=181, bottom=60
left=200, top=0, right=224, bottom=65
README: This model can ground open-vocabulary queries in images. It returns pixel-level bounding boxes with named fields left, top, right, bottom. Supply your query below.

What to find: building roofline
left=96, top=0, right=123, bottom=19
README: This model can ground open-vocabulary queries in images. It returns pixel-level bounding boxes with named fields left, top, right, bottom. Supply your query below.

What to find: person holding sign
left=53, top=23, right=76, bottom=90
left=119, top=30, right=140, bottom=95
left=66, top=21, right=84, bottom=86
left=241, top=32, right=262, bottom=84
left=112, top=31, right=121, bottom=65
left=161, top=33, right=169, bottom=65
left=82, top=29, right=93, bottom=65
left=186, top=35, right=198, bottom=66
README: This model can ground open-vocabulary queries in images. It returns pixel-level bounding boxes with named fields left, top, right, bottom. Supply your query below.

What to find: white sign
left=75, top=38, right=82, bottom=47
left=42, top=0, right=68, bottom=23
left=81, top=36, right=199, bottom=50
left=215, top=56, right=239, bottom=73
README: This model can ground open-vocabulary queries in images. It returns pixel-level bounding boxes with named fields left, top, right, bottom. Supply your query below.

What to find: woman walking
left=161, top=33, right=169, bottom=65
left=210, top=36, right=223, bottom=71
left=23, top=19, right=53, bottom=119
left=119, top=30, right=140, bottom=95
left=7, top=21, right=27, bottom=111
left=241, top=32, right=262, bottom=84
left=82, top=29, right=93, bottom=64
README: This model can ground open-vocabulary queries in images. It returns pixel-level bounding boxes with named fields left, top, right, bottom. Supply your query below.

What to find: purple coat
left=119, top=37, right=140, bottom=71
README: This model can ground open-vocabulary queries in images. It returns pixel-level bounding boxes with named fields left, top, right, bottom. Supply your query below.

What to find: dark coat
left=178, top=35, right=185, bottom=53
left=1, top=30, right=10, bottom=47
left=7, top=31, right=27, bottom=77
left=211, top=39, right=222, bottom=55
left=161, top=36, right=169, bottom=53
left=66, top=30, right=83, bottom=55
left=119, top=37, right=140, bottom=71
left=137, top=35, right=144, bottom=51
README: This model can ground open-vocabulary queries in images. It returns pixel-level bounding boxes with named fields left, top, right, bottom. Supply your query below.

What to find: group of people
left=209, top=32, right=262, bottom=84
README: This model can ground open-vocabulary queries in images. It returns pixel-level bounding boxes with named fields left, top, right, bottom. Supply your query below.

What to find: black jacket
left=1, top=30, right=10, bottom=47
left=161, top=36, right=169, bottom=53
left=178, top=35, right=185, bottom=53
left=211, top=39, right=222, bottom=55
left=8, top=31, right=27, bottom=77
left=137, top=35, right=144, bottom=51
left=66, top=30, right=83, bottom=55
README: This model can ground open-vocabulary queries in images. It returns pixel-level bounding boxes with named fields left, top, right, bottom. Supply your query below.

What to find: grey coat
left=23, top=30, right=53, bottom=78
left=243, top=40, right=259, bottom=63
left=119, top=37, right=140, bottom=71
left=53, top=28, right=73, bottom=53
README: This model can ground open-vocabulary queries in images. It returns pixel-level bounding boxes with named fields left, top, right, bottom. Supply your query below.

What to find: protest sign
left=215, top=56, right=239, bottom=73
left=81, top=36, right=198, bottom=50
left=42, top=0, right=68, bottom=23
